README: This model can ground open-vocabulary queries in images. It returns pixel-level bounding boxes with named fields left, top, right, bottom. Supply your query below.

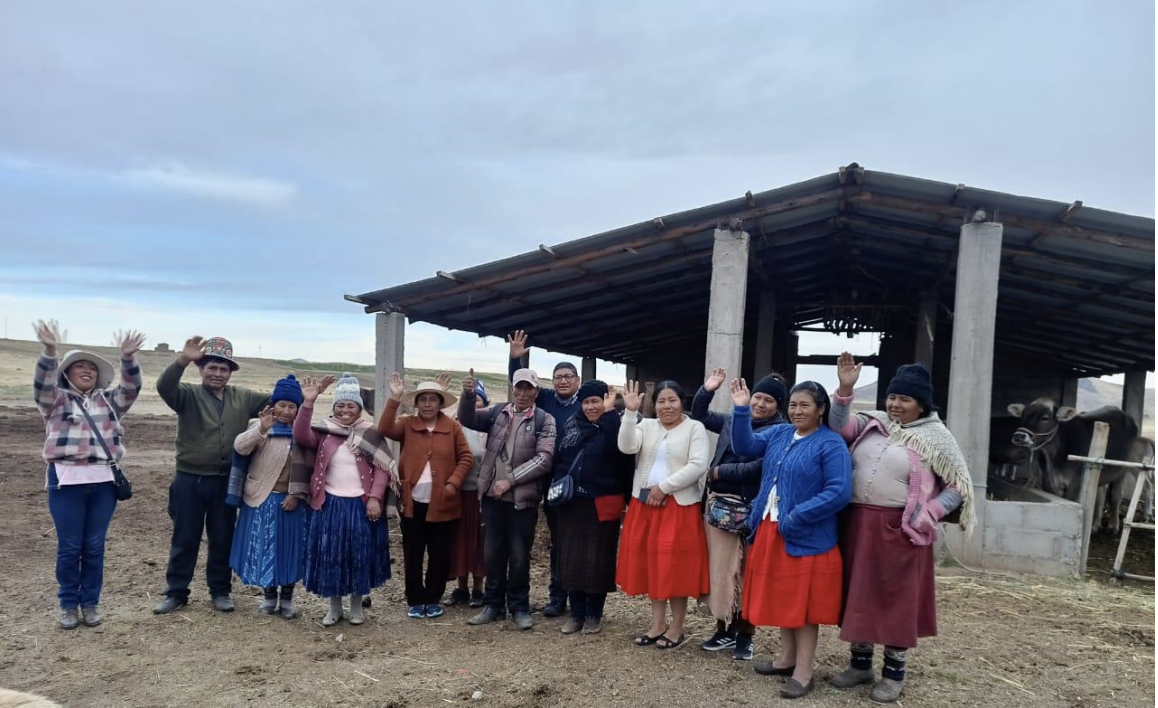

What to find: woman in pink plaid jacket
left=32, top=320, right=146, bottom=631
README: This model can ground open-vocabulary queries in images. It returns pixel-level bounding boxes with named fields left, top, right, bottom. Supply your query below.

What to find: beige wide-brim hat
left=58, top=349, right=115, bottom=390
left=401, top=381, right=458, bottom=409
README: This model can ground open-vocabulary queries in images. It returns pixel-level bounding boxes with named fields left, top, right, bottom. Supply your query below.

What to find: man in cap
left=506, top=330, right=580, bottom=618
left=459, top=366, right=556, bottom=630
left=153, top=336, right=268, bottom=614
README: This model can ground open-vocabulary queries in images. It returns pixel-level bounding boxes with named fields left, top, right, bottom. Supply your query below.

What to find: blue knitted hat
left=271, top=374, right=303, bottom=406
left=475, top=380, right=489, bottom=406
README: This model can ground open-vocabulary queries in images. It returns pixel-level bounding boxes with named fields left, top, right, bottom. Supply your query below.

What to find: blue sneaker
left=425, top=604, right=444, bottom=618
left=407, top=604, right=426, bottom=619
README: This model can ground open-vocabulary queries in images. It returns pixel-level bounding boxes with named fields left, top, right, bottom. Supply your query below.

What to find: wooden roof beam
left=385, top=188, right=848, bottom=309
left=849, top=191, right=1153, bottom=253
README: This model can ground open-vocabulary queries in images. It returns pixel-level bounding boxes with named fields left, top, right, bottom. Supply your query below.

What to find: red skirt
left=448, top=490, right=485, bottom=579
left=616, top=499, right=710, bottom=600
left=838, top=504, right=937, bottom=648
left=742, top=520, right=842, bottom=628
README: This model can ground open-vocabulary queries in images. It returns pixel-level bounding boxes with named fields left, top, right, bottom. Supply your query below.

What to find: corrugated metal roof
left=349, top=164, right=1155, bottom=377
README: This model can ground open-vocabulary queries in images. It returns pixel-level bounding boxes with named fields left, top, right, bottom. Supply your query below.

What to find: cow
left=1007, top=399, right=1139, bottom=532
left=1109, top=437, right=1156, bottom=528
left=989, top=415, right=1034, bottom=482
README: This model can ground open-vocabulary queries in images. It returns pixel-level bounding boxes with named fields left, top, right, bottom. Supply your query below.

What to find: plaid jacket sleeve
left=107, top=355, right=143, bottom=418
left=33, top=354, right=62, bottom=418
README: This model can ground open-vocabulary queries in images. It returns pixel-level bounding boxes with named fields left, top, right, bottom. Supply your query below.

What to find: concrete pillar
left=753, top=290, right=776, bottom=381
left=704, top=227, right=751, bottom=413
left=915, top=292, right=938, bottom=371
left=944, top=218, right=1003, bottom=566
left=1061, top=378, right=1080, bottom=409
left=582, top=356, right=596, bottom=382
left=1122, top=370, right=1147, bottom=430
left=375, top=312, right=405, bottom=421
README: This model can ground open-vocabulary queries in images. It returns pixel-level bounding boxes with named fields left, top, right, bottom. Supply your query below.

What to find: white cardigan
left=617, top=413, right=710, bottom=506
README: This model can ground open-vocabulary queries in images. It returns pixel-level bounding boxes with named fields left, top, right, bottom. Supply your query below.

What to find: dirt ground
left=1, top=405, right=1154, bottom=708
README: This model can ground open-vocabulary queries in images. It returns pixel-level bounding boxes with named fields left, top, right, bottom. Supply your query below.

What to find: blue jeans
left=46, top=464, right=118, bottom=609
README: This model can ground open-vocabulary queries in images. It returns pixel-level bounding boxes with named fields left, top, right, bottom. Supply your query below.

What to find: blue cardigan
left=731, top=406, right=852, bottom=557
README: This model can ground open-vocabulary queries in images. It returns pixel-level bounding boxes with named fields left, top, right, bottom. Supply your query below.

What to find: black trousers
left=482, top=497, right=538, bottom=614
left=164, top=472, right=237, bottom=601
left=400, top=502, right=458, bottom=606
left=544, top=503, right=566, bottom=606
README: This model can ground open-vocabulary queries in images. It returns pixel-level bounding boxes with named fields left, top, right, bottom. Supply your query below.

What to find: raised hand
left=388, top=371, right=406, bottom=399
left=178, top=336, right=206, bottom=366
left=508, top=330, right=529, bottom=360
left=258, top=404, right=275, bottom=433
left=704, top=366, right=727, bottom=392
left=114, top=329, right=147, bottom=358
left=301, top=375, right=334, bottom=405
left=622, top=380, right=644, bottom=413
left=729, top=378, right=751, bottom=407
left=603, top=385, right=619, bottom=413
left=836, top=352, right=862, bottom=395
left=32, top=319, right=65, bottom=356
left=435, top=372, right=453, bottom=391
left=462, top=368, right=476, bottom=395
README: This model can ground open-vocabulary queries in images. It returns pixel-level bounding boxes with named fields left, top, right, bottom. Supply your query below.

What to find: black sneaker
left=447, top=588, right=470, bottom=606
left=733, top=635, right=754, bottom=661
left=541, top=601, right=566, bottom=618
left=468, top=590, right=485, bottom=608
left=700, top=629, right=737, bottom=652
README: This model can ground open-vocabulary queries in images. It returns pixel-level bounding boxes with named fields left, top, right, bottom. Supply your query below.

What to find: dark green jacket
left=156, top=360, right=268, bottom=475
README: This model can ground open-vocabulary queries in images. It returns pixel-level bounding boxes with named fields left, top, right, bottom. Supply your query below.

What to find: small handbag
left=705, top=492, right=750, bottom=535
left=547, top=449, right=584, bottom=508
left=77, top=397, right=133, bottom=501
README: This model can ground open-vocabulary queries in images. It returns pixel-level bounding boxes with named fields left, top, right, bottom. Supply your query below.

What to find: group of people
left=32, top=322, right=974, bottom=704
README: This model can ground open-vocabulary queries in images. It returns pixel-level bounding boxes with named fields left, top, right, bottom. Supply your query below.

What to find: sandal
left=634, top=632, right=665, bottom=647
left=655, top=634, right=686, bottom=650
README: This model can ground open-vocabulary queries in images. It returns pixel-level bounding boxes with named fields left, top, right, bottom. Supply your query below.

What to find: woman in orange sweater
left=378, top=372, right=474, bottom=619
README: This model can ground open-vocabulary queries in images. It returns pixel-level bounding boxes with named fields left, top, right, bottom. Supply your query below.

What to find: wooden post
left=581, top=356, right=596, bottom=382
left=1122, top=370, right=1147, bottom=430
left=1078, top=421, right=1110, bottom=576
left=375, top=312, right=405, bottom=451
left=753, top=290, right=776, bottom=380
left=915, top=292, right=937, bottom=371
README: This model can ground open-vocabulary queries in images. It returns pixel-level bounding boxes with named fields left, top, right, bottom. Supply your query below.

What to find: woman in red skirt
left=616, top=379, right=710, bottom=650
left=731, top=379, right=852, bottom=699
left=827, top=356, right=974, bottom=703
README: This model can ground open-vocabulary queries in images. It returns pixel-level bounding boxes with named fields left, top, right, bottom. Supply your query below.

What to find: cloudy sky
left=1, top=1, right=1153, bottom=389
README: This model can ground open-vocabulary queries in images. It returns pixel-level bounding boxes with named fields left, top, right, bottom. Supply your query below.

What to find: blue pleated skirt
left=303, top=494, right=391, bottom=597
left=229, top=492, right=305, bottom=588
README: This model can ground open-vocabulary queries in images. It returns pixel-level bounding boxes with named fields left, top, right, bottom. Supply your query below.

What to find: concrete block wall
left=978, top=496, right=1082, bottom=578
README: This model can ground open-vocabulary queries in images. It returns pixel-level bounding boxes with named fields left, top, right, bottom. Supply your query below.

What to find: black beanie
left=886, top=363, right=934, bottom=412
left=751, top=374, right=788, bottom=412
left=576, top=379, right=608, bottom=402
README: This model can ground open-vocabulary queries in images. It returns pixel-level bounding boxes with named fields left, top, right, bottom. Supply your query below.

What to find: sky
left=1, top=1, right=1153, bottom=392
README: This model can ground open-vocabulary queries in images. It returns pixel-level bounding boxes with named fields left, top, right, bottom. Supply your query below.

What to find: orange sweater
left=377, top=398, right=473, bottom=522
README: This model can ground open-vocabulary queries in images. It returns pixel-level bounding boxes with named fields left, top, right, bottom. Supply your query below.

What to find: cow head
left=1008, top=398, right=1077, bottom=448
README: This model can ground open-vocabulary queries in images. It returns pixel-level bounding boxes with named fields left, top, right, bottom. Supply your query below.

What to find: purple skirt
left=838, top=504, right=937, bottom=648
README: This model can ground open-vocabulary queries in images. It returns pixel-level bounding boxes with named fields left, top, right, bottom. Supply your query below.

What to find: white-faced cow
left=1008, top=399, right=1140, bottom=532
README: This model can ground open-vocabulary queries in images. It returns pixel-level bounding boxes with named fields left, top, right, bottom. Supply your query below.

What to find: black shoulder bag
left=76, top=397, right=133, bottom=501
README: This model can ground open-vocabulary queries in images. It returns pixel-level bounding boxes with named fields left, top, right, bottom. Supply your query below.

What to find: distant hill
left=853, top=378, right=1154, bottom=435
left=0, top=338, right=513, bottom=416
